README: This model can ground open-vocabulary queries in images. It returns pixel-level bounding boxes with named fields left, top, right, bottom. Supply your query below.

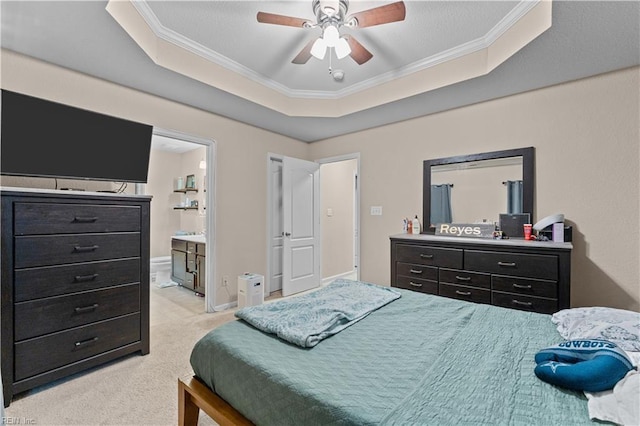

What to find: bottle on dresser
left=412, top=215, right=421, bottom=234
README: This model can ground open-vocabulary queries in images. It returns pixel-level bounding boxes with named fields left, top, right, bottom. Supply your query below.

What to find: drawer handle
left=409, top=269, right=423, bottom=274
left=513, top=283, right=532, bottom=290
left=74, top=273, right=99, bottom=282
left=455, top=275, right=471, bottom=282
left=73, top=216, right=98, bottom=223
left=73, top=245, right=99, bottom=253
left=409, top=281, right=423, bottom=288
left=74, top=337, right=99, bottom=348
left=455, top=290, right=472, bottom=296
left=512, top=300, right=533, bottom=308
left=419, top=254, right=434, bottom=259
left=498, top=261, right=517, bottom=267
left=74, top=304, right=99, bottom=314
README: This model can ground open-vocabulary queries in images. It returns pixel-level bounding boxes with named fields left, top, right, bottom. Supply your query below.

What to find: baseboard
left=321, top=270, right=357, bottom=286
left=213, top=301, right=237, bottom=311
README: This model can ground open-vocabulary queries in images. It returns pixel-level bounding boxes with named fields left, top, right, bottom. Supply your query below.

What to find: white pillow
left=552, top=307, right=640, bottom=352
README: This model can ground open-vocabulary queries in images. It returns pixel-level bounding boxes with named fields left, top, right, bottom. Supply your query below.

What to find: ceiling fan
left=256, top=0, right=406, bottom=65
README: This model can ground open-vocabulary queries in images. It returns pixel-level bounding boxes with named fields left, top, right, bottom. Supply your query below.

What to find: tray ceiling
left=1, top=1, right=639, bottom=141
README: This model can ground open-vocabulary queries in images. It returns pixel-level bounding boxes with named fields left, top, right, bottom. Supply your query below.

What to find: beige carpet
left=4, top=284, right=241, bottom=425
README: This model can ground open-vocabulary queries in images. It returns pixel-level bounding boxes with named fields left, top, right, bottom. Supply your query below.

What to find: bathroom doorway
left=145, top=128, right=216, bottom=312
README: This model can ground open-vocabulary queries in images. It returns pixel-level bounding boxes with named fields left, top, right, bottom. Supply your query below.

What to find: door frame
left=316, top=153, right=361, bottom=282
left=266, top=152, right=361, bottom=294
left=266, top=153, right=283, bottom=295
left=152, top=128, right=217, bottom=312
left=267, top=153, right=323, bottom=295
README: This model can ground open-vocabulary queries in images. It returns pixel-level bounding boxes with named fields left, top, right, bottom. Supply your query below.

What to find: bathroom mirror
left=422, top=147, right=534, bottom=233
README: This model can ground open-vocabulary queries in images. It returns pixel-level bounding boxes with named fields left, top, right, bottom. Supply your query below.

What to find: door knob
left=284, top=232, right=291, bottom=237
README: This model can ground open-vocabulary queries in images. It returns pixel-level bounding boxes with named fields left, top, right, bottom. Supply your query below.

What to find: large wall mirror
left=422, top=147, right=534, bottom=233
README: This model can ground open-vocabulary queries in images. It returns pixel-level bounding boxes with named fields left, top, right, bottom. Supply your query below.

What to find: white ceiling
left=1, top=1, right=639, bottom=142
left=151, top=134, right=199, bottom=154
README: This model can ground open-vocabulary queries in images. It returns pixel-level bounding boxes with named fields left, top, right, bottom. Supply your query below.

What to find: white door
left=282, top=156, right=321, bottom=296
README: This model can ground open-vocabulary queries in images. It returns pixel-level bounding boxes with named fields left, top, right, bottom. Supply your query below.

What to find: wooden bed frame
left=178, top=375, right=253, bottom=426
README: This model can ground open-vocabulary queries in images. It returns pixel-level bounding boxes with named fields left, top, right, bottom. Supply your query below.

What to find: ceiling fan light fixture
left=310, top=37, right=327, bottom=59
left=335, top=37, right=351, bottom=59
left=323, top=25, right=340, bottom=47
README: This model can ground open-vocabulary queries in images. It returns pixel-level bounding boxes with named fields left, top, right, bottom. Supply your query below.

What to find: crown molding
left=131, top=1, right=305, bottom=98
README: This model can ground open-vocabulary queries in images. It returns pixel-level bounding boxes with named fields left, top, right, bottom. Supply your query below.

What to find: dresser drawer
left=14, top=203, right=140, bottom=235
left=14, top=313, right=141, bottom=381
left=15, top=233, right=140, bottom=268
left=440, top=283, right=491, bottom=304
left=492, top=275, right=557, bottom=299
left=464, top=250, right=558, bottom=281
left=396, top=262, right=438, bottom=281
left=395, top=244, right=462, bottom=269
left=14, top=258, right=140, bottom=302
left=439, top=268, right=490, bottom=289
left=393, top=276, right=438, bottom=295
left=492, top=292, right=557, bottom=314
left=14, top=284, right=140, bottom=341
left=187, top=253, right=197, bottom=272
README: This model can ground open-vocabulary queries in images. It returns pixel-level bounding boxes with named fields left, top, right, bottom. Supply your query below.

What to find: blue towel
left=236, top=279, right=401, bottom=348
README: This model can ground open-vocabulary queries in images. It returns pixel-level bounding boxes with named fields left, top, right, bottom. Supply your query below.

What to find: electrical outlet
left=222, top=275, right=229, bottom=287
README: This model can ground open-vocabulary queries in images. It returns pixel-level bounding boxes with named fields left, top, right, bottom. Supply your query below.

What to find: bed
left=179, top=281, right=638, bottom=425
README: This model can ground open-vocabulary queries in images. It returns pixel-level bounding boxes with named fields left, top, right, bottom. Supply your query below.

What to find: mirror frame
left=422, top=147, right=535, bottom=233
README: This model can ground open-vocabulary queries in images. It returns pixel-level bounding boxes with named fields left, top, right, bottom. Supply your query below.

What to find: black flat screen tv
left=1, top=90, right=153, bottom=183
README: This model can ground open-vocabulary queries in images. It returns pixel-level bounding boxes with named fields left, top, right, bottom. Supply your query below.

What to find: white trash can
left=238, top=273, right=264, bottom=308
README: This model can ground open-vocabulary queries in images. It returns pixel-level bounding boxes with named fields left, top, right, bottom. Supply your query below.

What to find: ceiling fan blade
left=257, top=11, right=310, bottom=28
left=346, top=36, right=373, bottom=65
left=347, top=1, right=406, bottom=28
left=292, top=38, right=317, bottom=64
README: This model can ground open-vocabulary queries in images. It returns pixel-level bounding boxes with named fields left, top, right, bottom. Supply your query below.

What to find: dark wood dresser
left=1, top=189, right=151, bottom=407
left=390, top=234, right=572, bottom=314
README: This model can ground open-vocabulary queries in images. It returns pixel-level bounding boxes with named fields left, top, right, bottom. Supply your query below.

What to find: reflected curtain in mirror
left=431, top=184, right=452, bottom=225
left=505, top=180, right=523, bottom=214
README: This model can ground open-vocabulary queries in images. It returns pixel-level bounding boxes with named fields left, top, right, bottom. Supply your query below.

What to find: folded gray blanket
left=235, top=279, right=401, bottom=348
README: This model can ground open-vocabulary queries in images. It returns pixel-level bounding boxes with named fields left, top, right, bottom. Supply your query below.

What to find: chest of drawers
left=390, top=234, right=572, bottom=314
left=1, top=189, right=151, bottom=407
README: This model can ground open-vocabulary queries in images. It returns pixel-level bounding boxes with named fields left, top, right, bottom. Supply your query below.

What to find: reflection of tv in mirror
left=431, top=156, right=523, bottom=225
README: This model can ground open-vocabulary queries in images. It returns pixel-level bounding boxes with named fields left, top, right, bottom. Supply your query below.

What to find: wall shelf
left=173, top=206, right=199, bottom=210
left=174, top=188, right=198, bottom=193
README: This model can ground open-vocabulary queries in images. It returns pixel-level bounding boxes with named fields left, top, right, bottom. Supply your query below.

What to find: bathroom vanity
left=171, top=235, right=206, bottom=295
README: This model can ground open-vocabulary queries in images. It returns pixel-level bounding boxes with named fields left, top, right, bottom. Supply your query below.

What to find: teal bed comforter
left=190, top=287, right=591, bottom=425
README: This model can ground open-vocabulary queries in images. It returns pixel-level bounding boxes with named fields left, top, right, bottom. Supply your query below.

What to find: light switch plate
left=370, top=206, right=382, bottom=216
